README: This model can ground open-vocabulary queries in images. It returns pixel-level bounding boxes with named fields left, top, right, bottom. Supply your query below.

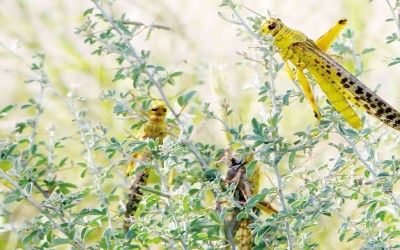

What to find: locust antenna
left=267, top=10, right=272, bottom=18
left=241, top=5, right=265, bottom=18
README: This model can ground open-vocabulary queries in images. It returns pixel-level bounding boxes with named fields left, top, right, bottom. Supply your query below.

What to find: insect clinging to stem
left=124, top=101, right=168, bottom=231
left=260, top=17, right=400, bottom=131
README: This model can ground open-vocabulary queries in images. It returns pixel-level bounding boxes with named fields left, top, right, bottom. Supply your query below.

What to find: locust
left=124, top=102, right=168, bottom=231
left=260, top=18, right=400, bottom=131
left=224, top=155, right=278, bottom=249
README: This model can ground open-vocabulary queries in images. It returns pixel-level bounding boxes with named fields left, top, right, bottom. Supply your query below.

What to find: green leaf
left=252, top=118, right=262, bottom=136
left=347, top=231, right=361, bottom=242
left=361, top=48, right=375, bottom=54
left=182, top=195, right=190, bottom=212
left=387, top=230, right=400, bottom=239
left=339, top=230, right=347, bottom=241
left=388, top=57, right=400, bottom=66
left=288, top=151, right=296, bottom=169
left=246, top=192, right=267, bottom=209
left=1, top=143, right=17, bottom=159
left=83, top=8, right=94, bottom=16
left=0, top=104, right=15, bottom=117
left=23, top=231, right=38, bottom=244
left=3, top=193, right=22, bottom=203
left=170, top=71, right=183, bottom=78
left=25, top=182, right=33, bottom=195
left=245, top=160, right=257, bottom=179
left=178, top=90, right=197, bottom=107
left=21, top=104, right=32, bottom=109
left=220, top=0, right=236, bottom=8
left=116, top=20, right=131, bottom=35
left=376, top=211, right=386, bottom=221
left=254, top=226, right=269, bottom=245
left=103, top=227, right=112, bottom=240
left=378, top=172, right=390, bottom=177
left=58, top=182, right=78, bottom=194
left=53, top=238, right=71, bottom=246
left=236, top=211, right=248, bottom=220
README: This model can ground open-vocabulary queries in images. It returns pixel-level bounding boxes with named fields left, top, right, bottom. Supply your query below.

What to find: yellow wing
left=300, top=40, right=400, bottom=130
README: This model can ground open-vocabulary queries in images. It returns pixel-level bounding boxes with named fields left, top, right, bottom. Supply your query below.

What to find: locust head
left=261, top=18, right=283, bottom=36
left=149, top=102, right=167, bottom=121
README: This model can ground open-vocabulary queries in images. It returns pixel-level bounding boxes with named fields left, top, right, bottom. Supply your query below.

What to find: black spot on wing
left=376, top=109, right=385, bottom=116
left=387, top=114, right=396, bottom=120
left=355, top=87, right=364, bottom=95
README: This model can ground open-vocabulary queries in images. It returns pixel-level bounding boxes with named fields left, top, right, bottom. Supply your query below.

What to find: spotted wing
left=300, top=40, right=400, bottom=131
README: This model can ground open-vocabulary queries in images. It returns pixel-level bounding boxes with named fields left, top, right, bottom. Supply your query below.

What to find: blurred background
left=1, top=0, right=400, bottom=144
left=1, top=0, right=400, bottom=249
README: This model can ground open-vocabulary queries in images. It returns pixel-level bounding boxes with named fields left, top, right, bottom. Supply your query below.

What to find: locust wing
left=298, top=40, right=400, bottom=131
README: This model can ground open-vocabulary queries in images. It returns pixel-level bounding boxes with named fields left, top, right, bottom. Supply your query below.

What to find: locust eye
left=151, top=107, right=157, bottom=111
left=268, top=23, right=276, bottom=30
left=162, top=108, right=167, bottom=112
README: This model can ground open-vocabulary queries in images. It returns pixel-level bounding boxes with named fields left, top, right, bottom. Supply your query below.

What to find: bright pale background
left=1, top=1, right=400, bottom=249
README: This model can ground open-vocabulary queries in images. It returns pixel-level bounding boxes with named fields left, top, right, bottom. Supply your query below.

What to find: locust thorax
left=261, top=18, right=307, bottom=49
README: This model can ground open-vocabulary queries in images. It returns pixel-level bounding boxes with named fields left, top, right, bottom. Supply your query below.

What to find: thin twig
left=336, top=128, right=377, bottom=177
left=112, top=19, right=171, bottom=30
left=91, top=0, right=209, bottom=171
left=65, top=98, right=115, bottom=231
left=384, top=0, right=400, bottom=41
left=0, top=169, right=85, bottom=250
left=153, top=160, right=189, bottom=250
left=228, top=5, right=294, bottom=249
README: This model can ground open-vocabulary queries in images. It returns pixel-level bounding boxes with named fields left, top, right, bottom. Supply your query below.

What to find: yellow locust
left=124, top=102, right=168, bottom=231
left=125, top=102, right=168, bottom=176
left=260, top=18, right=400, bottom=131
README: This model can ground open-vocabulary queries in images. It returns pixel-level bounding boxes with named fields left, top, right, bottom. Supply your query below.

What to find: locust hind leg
left=315, top=18, right=348, bottom=52
left=291, top=65, right=323, bottom=121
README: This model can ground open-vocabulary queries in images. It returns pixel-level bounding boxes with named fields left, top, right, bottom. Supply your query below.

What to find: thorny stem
left=337, top=128, right=377, bottom=177
left=24, top=70, right=55, bottom=200
left=0, top=202, right=30, bottom=250
left=0, top=169, right=85, bottom=250
left=267, top=54, right=278, bottom=114
left=139, top=186, right=172, bottom=198
left=91, top=0, right=209, bottom=171
left=334, top=211, right=376, bottom=241
left=113, top=19, right=171, bottom=30
left=229, top=6, right=279, bottom=115
left=153, top=160, right=189, bottom=250
left=66, top=98, right=115, bottom=231
left=384, top=0, right=400, bottom=41
left=27, top=79, right=44, bottom=151
left=32, top=181, right=49, bottom=199
left=272, top=160, right=294, bottom=250
left=337, top=128, right=400, bottom=209
left=231, top=7, right=260, bottom=41
left=229, top=5, right=294, bottom=249
left=24, top=60, right=67, bottom=225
